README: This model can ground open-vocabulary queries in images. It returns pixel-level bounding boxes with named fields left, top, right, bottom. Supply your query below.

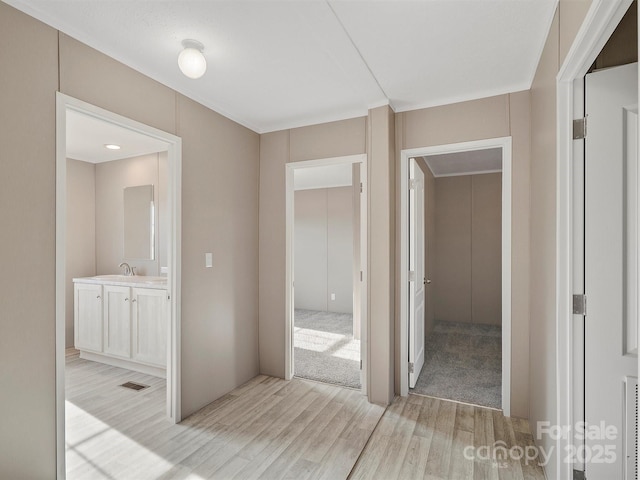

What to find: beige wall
left=395, top=92, right=531, bottom=418
left=177, top=93, right=260, bottom=416
left=434, top=176, right=472, bottom=323
left=294, top=186, right=354, bottom=314
left=368, top=105, right=396, bottom=405
left=95, top=153, right=166, bottom=277
left=529, top=2, right=591, bottom=477
left=66, top=159, right=97, bottom=348
left=471, top=173, right=502, bottom=325
left=0, top=4, right=260, bottom=475
left=433, top=173, right=502, bottom=326
left=0, top=4, right=59, bottom=477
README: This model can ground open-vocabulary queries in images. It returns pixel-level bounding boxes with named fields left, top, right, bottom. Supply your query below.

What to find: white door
left=74, top=283, right=103, bottom=353
left=103, top=285, right=131, bottom=358
left=585, top=62, right=638, bottom=479
left=409, top=159, right=426, bottom=388
left=132, top=287, right=168, bottom=367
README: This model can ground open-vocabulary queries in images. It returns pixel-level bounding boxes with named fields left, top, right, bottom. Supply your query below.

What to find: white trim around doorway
left=55, top=93, right=182, bottom=479
left=284, top=154, right=369, bottom=397
left=555, top=1, right=634, bottom=479
left=399, top=136, right=512, bottom=417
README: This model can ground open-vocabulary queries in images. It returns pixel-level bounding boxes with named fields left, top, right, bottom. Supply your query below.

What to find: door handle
left=425, top=279, right=432, bottom=285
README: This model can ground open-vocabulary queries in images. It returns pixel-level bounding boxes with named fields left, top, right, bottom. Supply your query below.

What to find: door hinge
left=360, top=359, right=362, bottom=370
left=573, top=469, right=585, bottom=480
left=409, top=362, right=414, bottom=374
left=408, top=270, right=416, bottom=282
left=360, top=271, right=363, bottom=282
left=360, top=182, right=363, bottom=193
left=573, top=294, right=587, bottom=315
left=573, top=117, right=587, bottom=140
left=409, top=179, right=418, bottom=190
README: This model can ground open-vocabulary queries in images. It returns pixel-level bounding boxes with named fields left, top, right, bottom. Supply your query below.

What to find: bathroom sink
left=92, top=274, right=167, bottom=284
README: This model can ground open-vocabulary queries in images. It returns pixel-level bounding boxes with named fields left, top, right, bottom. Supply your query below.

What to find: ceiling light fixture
left=178, top=39, right=207, bottom=79
left=104, top=144, right=121, bottom=150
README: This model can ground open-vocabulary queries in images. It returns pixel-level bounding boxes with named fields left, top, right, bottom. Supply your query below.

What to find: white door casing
left=285, top=154, right=368, bottom=397
left=399, top=137, right=511, bottom=417
left=56, top=92, right=182, bottom=479
left=584, top=62, right=638, bottom=479
left=409, top=159, right=426, bottom=388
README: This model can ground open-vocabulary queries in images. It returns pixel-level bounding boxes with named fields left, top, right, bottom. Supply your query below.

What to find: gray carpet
left=411, top=321, right=502, bottom=409
left=294, top=309, right=361, bottom=389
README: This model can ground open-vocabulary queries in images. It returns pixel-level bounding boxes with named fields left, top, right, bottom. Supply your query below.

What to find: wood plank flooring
left=349, top=395, right=546, bottom=480
left=66, top=354, right=545, bottom=480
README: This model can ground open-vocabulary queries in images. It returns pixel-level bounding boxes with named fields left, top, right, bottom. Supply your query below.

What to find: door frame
left=399, top=136, right=512, bottom=417
left=555, top=1, right=635, bottom=479
left=284, top=154, right=369, bottom=397
left=55, top=93, right=182, bottom=478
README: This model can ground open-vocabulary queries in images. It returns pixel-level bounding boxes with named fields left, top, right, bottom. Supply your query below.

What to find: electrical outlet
left=331, top=293, right=336, bottom=301
left=205, top=252, right=213, bottom=268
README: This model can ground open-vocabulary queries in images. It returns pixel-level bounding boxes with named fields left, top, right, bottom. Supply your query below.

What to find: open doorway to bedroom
left=285, top=155, right=368, bottom=394
left=400, top=137, right=512, bottom=414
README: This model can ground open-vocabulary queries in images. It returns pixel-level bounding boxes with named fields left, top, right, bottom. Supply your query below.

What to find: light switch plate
left=205, top=253, right=213, bottom=268
left=331, top=293, right=336, bottom=301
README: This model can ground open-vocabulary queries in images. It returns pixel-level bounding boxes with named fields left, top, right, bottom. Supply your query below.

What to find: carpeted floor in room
left=294, top=309, right=361, bottom=389
left=411, top=320, right=502, bottom=409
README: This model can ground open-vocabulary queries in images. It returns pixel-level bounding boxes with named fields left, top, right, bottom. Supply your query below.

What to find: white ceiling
left=67, top=109, right=169, bottom=163
left=6, top=0, right=557, bottom=134
left=294, top=163, right=353, bottom=191
left=421, top=147, right=502, bottom=177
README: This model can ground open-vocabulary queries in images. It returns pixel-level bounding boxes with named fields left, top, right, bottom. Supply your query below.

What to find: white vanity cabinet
left=103, top=285, right=131, bottom=359
left=73, top=276, right=168, bottom=377
left=132, top=288, right=167, bottom=367
left=74, top=283, right=103, bottom=353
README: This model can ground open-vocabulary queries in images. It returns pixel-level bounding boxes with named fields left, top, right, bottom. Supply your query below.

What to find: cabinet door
left=132, top=288, right=167, bottom=367
left=74, top=283, right=103, bottom=352
left=103, top=285, right=131, bottom=358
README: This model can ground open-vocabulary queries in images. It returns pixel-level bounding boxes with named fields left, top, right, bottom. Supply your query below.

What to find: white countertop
left=73, top=274, right=168, bottom=290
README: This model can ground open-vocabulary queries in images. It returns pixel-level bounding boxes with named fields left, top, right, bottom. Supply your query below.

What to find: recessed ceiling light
left=104, top=144, right=121, bottom=150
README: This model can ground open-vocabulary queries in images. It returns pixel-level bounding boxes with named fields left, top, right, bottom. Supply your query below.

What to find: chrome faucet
left=119, top=262, right=133, bottom=276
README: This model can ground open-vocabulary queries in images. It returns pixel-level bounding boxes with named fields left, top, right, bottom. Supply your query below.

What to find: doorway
left=285, top=154, right=368, bottom=395
left=399, top=137, right=512, bottom=416
left=55, top=93, right=182, bottom=477
left=556, top=0, right=637, bottom=477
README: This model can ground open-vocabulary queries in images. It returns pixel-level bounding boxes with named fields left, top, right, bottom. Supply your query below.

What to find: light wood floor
left=66, top=355, right=545, bottom=479
left=349, top=394, right=546, bottom=480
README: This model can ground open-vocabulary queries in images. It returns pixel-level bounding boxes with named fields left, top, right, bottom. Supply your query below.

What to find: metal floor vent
left=120, top=381, right=149, bottom=391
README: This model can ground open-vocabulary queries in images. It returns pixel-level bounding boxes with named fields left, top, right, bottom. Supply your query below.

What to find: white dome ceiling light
left=178, top=39, right=207, bottom=79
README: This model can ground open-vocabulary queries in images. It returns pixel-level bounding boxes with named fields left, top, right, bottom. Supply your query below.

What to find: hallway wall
left=0, top=4, right=260, bottom=476
left=529, top=1, right=592, bottom=478
left=434, top=173, right=502, bottom=326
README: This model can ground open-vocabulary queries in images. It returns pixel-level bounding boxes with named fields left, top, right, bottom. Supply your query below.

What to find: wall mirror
left=123, top=184, right=155, bottom=260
